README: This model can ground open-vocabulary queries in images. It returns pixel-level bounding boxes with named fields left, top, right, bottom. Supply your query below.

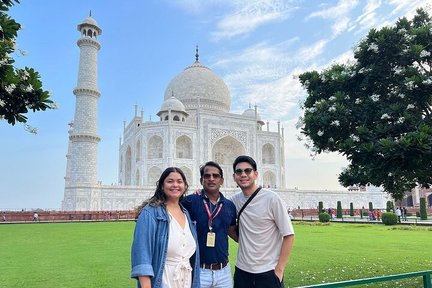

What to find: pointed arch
left=180, top=166, right=193, bottom=187
left=135, top=169, right=140, bottom=186
left=148, top=166, right=162, bottom=187
left=125, top=146, right=132, bottom=185
left=176, top=135, right=192, bottom=159
left=263, top=171, right=276, bottom=188
left=136, top=140, right=141, bottom=162
left=148, top=136, right=163, bottom=159
left=212, top=136, right=245, bottom=188
left=262, top=143, right=275, bottom=164
left=406, top=195, right=413, bottom=207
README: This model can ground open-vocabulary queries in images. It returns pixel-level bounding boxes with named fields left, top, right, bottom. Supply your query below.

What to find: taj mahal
left=61, top=15, right=392, bottom=211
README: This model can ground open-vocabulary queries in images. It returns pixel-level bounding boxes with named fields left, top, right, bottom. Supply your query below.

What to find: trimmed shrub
left=319, top=212, right=330, bottom=223
left=420, top=198, right=428, bottom=220
left=382, top=212, right=398, bottom=225
left=349, top=203, right=354, bottom=216
left=318, top=201, right=323, bottom=214
left=336, top=201, right=342, bottom=218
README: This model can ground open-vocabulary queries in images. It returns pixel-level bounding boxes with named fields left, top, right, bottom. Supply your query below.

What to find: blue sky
left=1, top=0, right=429, bottom=210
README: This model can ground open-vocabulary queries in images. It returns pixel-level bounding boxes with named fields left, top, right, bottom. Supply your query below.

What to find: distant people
left=2, top=212, right=6, bottom=222
left=395, top=207, right=402, bottom=223
left=402, top=207, right=408, bottom=221
left=182, top=161, right=237, bottom=288
left=32, top=212, right=39, bottom=222
left=131, top=167, right=200, bottom=288
left=288, top=208, right=294, bottom=220
left=376, top=209, right=381, bottom=221
left=230, top=155, right=295, bottom=288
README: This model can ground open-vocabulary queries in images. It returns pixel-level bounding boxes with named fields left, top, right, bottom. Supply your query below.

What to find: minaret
left=62, top=15, right=102, bottom=210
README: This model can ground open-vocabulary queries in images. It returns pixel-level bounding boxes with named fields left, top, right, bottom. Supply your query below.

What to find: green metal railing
left=299, top=270, right=432, bottom=288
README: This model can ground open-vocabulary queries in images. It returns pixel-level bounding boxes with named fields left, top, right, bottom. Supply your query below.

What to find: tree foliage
left=298, top=8, right=432, bottom=200
left=0, top=0, right=53, bottom=127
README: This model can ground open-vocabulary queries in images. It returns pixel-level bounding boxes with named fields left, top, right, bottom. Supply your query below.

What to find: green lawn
left=0, top=221, right=431, bottom=288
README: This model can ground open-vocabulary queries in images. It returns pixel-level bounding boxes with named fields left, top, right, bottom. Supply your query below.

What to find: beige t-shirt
left=230, top=188, right=294, bottom=273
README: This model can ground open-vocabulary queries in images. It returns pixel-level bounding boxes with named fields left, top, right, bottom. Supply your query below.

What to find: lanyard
left=202, top=199, right=223, bottom=231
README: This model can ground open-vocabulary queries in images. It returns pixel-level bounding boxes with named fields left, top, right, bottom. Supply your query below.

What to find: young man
left=230, top=155, right=295, bottom=288
left=182, top=161, right=237, bottom=288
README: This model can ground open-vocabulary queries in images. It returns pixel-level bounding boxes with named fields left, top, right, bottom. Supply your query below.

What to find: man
left=230, top=155, right=295, bottom=288
left=182, top=161, right=237, bottom=288
left=396, top=207, right=402, bottom=223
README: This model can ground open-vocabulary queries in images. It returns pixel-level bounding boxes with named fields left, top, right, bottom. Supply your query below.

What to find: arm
left=227, top=224, right=238, bottom=242
left=274, top=234, right=295, bottom=281
left=139, top=276, right=151, bottom=288
left=131, top=209, right=156, bottom=282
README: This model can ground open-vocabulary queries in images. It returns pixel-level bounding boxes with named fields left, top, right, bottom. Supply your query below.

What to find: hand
left=274, top=266, right=284, bottom=282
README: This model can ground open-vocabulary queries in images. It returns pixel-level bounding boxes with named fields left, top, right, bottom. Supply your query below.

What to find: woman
left=131, top=167, right=200, bottom=288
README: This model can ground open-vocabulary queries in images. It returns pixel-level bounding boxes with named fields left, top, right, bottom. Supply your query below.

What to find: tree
left=336, top=201, right=342, bottom=218
left=318, top=201, right=323, bottom=215
left=386, top=200, right=394, bottom=212
left=0, top=0, right=53, bottom=129
left=298, top=8, right=432, bottom=200
left=419, top=197, right=427, bottom=220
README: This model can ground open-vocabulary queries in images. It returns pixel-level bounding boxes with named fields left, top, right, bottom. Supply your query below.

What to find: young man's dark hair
left=200, top=161, right=224, bottom=178
left=232, top=155, right=257, bottom=171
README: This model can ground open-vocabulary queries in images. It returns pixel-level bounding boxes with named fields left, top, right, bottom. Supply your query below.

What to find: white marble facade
left=62, top=16, right=389, bottom=211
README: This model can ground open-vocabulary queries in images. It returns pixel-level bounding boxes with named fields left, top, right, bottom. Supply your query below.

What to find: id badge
left=206, top=232, right=216, bottom=247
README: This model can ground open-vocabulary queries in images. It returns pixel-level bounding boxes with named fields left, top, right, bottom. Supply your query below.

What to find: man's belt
left=201, top=260, right=229, bottom=270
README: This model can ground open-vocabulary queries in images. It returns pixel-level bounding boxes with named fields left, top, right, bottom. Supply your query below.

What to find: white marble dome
left=243, top=107, right=265, bottom=125
left=159, top=96, right=186, bottom=113
left=164, top=59, right=231, bottom=113
left=82, top=16, right=98, bottom=26
left=243, top=108, right=262, bottom=120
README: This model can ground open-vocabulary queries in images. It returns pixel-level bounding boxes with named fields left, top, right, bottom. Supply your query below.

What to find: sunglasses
left=234, top=168, right=254, bottom=176
left=203, top=173, right=221, bottom=179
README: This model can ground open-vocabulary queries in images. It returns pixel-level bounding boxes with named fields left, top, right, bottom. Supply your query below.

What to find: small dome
left=242, top=107, right=264, bottom=125
left=82, top=16, right=98, bottom=26
left=77, top=16, right=102, bottom=35
left=242, top=108, right=262, bottom=121
left=157, top=96, right=186, bottom=115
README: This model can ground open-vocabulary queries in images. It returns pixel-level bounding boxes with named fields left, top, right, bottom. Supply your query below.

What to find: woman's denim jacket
left=131, top=204, right=200, bottom=288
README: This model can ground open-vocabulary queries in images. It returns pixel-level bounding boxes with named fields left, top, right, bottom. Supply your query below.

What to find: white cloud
left=168, top=0, right=231, bottom=14
left=387, top=0, right=429, bottom=16
left=297, top=39, right=328, bottom=62
left=210, top=0, right=298, bottom=41
left=331, top=16, right=351, bottom=37
left=307, top=0, right=359, bottom=37
left=308, top=0, right=359, bottom=19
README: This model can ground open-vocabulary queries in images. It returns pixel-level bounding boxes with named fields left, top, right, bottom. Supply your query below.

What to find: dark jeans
left=234, top=266, right=284, bottom=288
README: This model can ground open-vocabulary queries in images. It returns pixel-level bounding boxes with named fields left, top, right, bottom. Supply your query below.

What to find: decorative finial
left=195, top=45, right=199, bottom=62
left=89, top=10, right=92, bottom=17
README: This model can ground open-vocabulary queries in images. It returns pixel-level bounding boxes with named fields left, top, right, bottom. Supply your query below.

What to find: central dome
left=164, top=57, right=231, bottom=113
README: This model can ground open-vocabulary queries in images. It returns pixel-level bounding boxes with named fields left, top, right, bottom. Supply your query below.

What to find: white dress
left=162, top=212, right=196, bottom=288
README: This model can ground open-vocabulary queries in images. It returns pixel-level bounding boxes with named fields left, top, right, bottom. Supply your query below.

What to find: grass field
left=0, top=221, right=431, bottom=288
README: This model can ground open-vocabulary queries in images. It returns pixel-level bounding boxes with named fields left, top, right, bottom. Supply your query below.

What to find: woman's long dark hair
left=135, top=167, right=189, bottom=218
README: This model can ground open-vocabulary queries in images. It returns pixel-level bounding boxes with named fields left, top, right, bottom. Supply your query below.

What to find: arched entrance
left=212, top=136, right=245, bottom=188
